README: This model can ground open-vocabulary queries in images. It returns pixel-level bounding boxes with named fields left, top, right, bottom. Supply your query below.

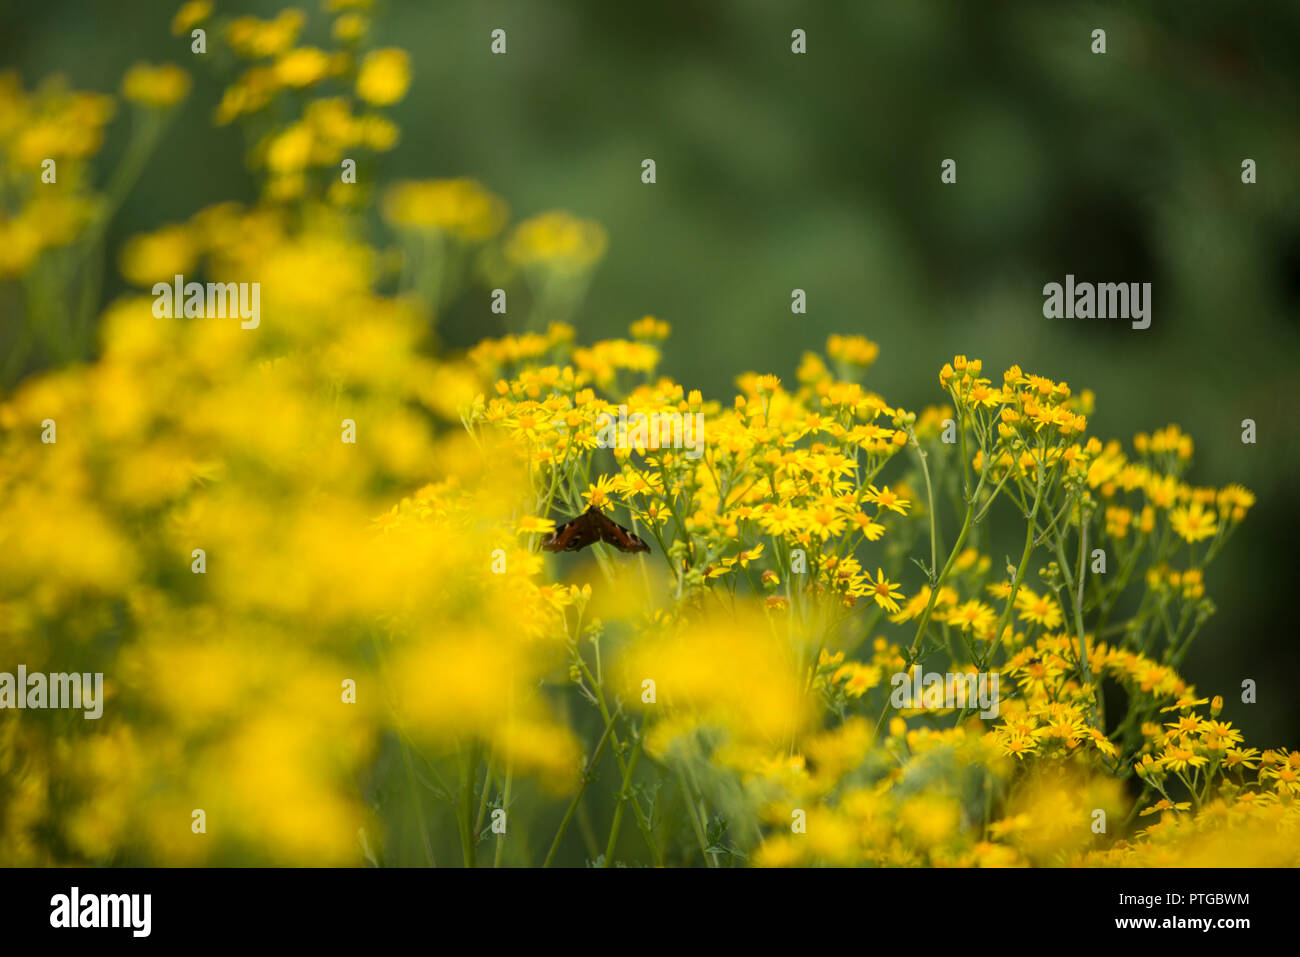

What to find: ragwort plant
left=0, top=1, right=1295, bottom=868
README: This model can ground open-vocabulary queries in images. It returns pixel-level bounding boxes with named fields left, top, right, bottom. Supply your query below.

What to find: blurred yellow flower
left=332, top=12, right=368, bottom=43
left=264, top=122, right=315, bottom=173
left=382, top=178, right=507, bottom=239
left=118, top=225, right=197, bottom=286
left=506, top=210, right=607, bottom=271
left=629, top=315, right=671, bottom=340
left=275, top=47, right=331, bottom=88
left=356, top=48, right=410, bottom=105
left=121, top=62, right=191, bottom=108
left=226, top=10, right=305, bottom=59
left=171, top=0, right=212, bottom=35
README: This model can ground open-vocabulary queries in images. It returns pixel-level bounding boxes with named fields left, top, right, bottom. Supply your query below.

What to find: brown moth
left=540, top=505, right=650, bottom=553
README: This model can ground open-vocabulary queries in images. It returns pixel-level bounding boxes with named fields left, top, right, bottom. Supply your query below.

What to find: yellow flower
left=833, top=662, right=883, bottom=697
left=863, top=484, right=910, bottom=515
left=1000, top=735, right=1039, bottom=760
left=1014, top=588, right=1063, bottom=629
left=356, top=48, right=411, bottom=105
left=0, top=220, right=42, bottom=277
left=1171, top=502, right=1218, bottom=544
left=826, top=334, right=879, bottom=367
left=517, top=515, right=556, bottom=536
left=865, top=568, right=904, bottom=613
left=629, top=315, right=671, bottom=340
left=119, top=225, right=197, bottom=286
left=275, top=48, right=332, bottom=88
left=947, top=599, right=996, bottom=634
left=332, top=13, right=369, bottom=43
left=900, top=794, right=961, bottom=848
left=359, top=114, right=400, bottom=150
left=214, top=66, right=280, bottom=124
left=121, top=63, right=191, bottom=108
left=620, top=607, right=815, bottom=747
left=851, top=512, right=885, bottom=540
left=226, top=10, right=305, bottom=59
left=264, top=123, right=315, bottom=174
left=382, top=179, right=507, bottom=239
left=171, top=0, right=212, bottom=36
left=1217, top=483, right=1255, bottom=522
left=505, top=211, right=607, bottom=271
left=1140, top=798, right=1191, bottom=816
left=582, top=475, right=619, bottom=509
left=1159, top=743, right=1208, bottom=773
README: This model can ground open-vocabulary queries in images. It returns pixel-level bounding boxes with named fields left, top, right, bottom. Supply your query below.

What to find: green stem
left=543, top=704, right=620, bottom=867
left=458, top=745, right=478, bottom=868
left=575, top=657, right=663, bottom=866
left=603, top=735, right=643, bottom=867
left=401, top=737, right=436, bottom=867
left=675, top=762, right=713, bottom=868
left=494, top=763, right=513, bottom=868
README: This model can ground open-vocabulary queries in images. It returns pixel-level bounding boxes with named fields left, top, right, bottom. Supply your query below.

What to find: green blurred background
left=4, top=0, right=1298, bottom=745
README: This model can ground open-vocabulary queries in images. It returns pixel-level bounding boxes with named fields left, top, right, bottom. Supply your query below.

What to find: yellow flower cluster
left=0, top=73, right=114, bottom=276
left=0, top=187, right=597, bottom=862
left=207, top=10, right=408, bottom=203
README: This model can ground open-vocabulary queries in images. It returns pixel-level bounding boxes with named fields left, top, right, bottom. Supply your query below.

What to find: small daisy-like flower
left=863, top=484, right=911, bottom=515
left=1170, top=502, right=1218, bottom=543
left=865, top=568, right=904, bottom=613
left=806, top=506, right=846, bottom=539
left=1139, top=798, right=1191, bottom=817
left=1223, top=747, right=1261, bottom=770
left=1000, top=735, right=1038, bottom=760
left=1158, top=743, right=1208, bottom=773
left=758, top=504, right=801, bottom=537
left=1260, top=764, right=1300, bottom=794
left=535, top=583, right=578, bottom=609
left=986, top=580, right=1013, bottom=600
left=1014, top=588, right=1063, bottom=629
left=851, top=512, right=885, bottom=540
left=1085, top=728, right=1119, bottom=758
left=517, top=515, right=556, bottom=536
left=1165, top=714, right=1204, bottom=735
left=582, top=475, right=619, bottom=509
left=947, top=599, right=995, bottom=634
left=832, top=663, right=882, bottom=697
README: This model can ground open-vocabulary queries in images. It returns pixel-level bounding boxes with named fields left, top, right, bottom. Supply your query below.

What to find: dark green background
left=4, top=0, right=1298, bottom=745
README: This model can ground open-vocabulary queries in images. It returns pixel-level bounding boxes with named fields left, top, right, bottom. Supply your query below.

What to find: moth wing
left=541, top=511, right=601, bottom=552
left=539, top=519, right=575, bottom=552
left=592, top=509, right=651, bottom=553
